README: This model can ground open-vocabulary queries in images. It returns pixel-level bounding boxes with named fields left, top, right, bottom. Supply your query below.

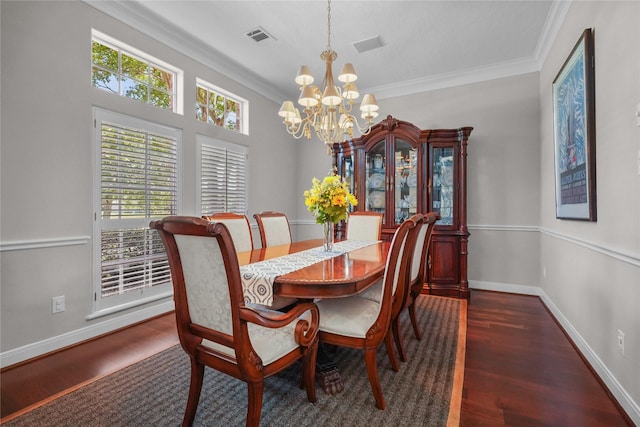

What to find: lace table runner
left=240, top=240, right=379, bottom=305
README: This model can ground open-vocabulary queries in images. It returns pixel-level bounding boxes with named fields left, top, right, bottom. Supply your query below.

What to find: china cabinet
left=333, top=115, right=473, bottom=299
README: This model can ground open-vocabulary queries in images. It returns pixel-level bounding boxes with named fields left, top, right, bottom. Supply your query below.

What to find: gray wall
left=538, top=0, right=640, bottom=415
left=381, top=73, right=543, bottom=287
left=0, top=1, right=297, bottom=355
left=1, top=0, right=638, bottom=421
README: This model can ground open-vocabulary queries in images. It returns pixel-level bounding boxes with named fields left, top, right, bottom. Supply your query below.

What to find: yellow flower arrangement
left=304, top=172, right=358, bottom=224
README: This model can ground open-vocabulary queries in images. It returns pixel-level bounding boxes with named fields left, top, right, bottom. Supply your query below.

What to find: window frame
left=196, top=134, right=249, bottom=216
left=196, top=78, right=249, bottom=135
left=92, top=29, right=184, bottom=115
left=91, top=108, right=182, bottom=317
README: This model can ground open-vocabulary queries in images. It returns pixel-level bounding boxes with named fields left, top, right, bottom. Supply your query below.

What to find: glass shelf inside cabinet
left=432, top=147, right=454, bottom=225
left=394, top=140, right=417, bottom=225
left=365, top=141, right=386, bottom=218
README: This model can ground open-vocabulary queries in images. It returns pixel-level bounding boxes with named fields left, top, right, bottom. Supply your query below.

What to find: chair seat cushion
left=316, top=296, right=381, bottom=338
left=202, top=309, right=312, bottom=365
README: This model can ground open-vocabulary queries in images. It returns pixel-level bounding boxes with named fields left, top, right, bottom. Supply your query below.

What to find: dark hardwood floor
left=1, top=290, right=632, bottom=425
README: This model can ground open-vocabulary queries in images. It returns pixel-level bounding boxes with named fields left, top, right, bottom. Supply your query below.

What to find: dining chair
left=390, top=212, right=440, bottom=363
left=314, top=214, right=421, bottom=409
left=150, top=216, right=319, bottom=427
left=253, top=211, right=292, bottom=248
left=345, top=211, right=383, bottom=241
left=203, top=212, right=296, bottom=310
left=202, top=212, right=254, bottom=252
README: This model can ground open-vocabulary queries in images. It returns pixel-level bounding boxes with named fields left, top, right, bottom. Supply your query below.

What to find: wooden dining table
left=236, top=238, right=391, bottom=394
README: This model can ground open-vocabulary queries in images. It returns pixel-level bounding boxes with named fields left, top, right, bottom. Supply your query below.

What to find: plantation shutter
left=199, top=136, right=248, bottom=216
left=93, top=108, right=180, bottom=312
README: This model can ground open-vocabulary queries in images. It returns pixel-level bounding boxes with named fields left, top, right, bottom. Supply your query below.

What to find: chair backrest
left=345, top=211, right=383, bottom=240
left=370, top=214, right=422, bottom=329
left=410, top=212, right=440, bottom=284
left=202, top=212, right=254, bottom=252
left=151, top=216, right=248, bottom=356
left=253, top=211, right=292, bottom=248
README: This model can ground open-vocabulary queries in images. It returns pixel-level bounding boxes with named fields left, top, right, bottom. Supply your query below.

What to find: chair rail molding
left=0, top=235, right=91, bottom=252
left=469, top=224, right=640, bottom=268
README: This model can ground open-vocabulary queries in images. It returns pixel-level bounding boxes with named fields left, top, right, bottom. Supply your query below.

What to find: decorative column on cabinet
left=333, top=115, right=472, bottom=299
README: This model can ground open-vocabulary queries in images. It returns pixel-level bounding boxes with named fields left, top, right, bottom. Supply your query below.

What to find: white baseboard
left=0, top=301, right=174, bottom=369
left=469, top=280, right=640, bottom=425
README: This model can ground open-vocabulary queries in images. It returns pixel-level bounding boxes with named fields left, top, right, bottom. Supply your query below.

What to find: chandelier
left=278, top=0, right=380, bottom=149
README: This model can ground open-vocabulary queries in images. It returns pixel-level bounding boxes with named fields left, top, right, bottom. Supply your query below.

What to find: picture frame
left=552, top=28, right=597, bottom=221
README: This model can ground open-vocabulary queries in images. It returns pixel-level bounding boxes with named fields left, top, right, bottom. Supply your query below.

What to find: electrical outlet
left=52, top=295, right=65, bottom=314
left=617, top=330, right=625, bottom=356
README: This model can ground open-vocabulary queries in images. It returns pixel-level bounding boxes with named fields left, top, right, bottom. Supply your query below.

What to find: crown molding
left=534, top=0, right=573, bottom=68
left=370, top=56, right=541, bottom=100
left=83, top=0, right=571, bottom=103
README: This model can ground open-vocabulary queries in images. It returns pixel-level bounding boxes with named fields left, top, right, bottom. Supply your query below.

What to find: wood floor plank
left=461, top=290, right=630, bottom=426
left=1, top=291, right=632, bottom=425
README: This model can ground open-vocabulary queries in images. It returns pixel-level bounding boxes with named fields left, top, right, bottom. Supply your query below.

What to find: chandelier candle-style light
left=278, top=0, right=380, bottom=150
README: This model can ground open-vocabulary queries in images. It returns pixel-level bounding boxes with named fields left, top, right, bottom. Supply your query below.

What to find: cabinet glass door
left=432, top=147, right=454, bottom=225
left=341, top=155, right=355, bottom=211
left=394, top=139, right=418, bottom=225
left=365, top=140, right=386, bottom=221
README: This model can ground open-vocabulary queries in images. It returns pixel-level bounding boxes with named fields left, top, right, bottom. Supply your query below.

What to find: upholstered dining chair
left=345, top=211, right=383, bottom=241
left=203, top=212, right=295, bottom=310
left=202, top=212, right=254, bottom=252
left=150, top=216, right=319, bottom=427
left=390, top=212, right=440, bottom=363
left=407, top=212, right=441, bottom=339
left=314, top=214, right=421, bottom=410
left=253, top=211, right=292, bottom=248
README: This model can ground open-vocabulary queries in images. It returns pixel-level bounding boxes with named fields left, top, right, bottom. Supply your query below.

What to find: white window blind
left=93, top=109, right=181, bottom=314
left=198, top=135, right=248, bottom=216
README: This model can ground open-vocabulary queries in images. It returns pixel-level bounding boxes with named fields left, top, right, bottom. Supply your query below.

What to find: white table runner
left=240, top=240, right=380, bottom=306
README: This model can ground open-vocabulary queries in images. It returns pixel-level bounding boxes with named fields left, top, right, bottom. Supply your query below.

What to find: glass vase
left=322, top=222, right=334, bottom=252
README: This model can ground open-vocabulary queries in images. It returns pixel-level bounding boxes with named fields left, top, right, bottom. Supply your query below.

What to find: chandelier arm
left=352, top=116, right=375, bottom=135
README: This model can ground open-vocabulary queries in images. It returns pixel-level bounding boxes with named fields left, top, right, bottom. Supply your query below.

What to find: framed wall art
left=552, top=28, right=597, bottom=221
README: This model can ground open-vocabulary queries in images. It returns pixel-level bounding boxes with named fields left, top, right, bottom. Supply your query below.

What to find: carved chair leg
left=246, top=380, right=264, bottom=427
left=408, top=300, right=422, bottom=340
left=183, top=358, right=205, bottom=427
left=392, top=316, right=408, bottom=363
left=303, top=340, right=318, bottom=403
left=364, top=348, right=386, bottom=410
left=384, top=331, right=399, bottom=372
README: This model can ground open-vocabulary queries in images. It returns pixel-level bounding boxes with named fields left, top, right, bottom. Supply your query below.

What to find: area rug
left=3, top=295, right=466, bottom=427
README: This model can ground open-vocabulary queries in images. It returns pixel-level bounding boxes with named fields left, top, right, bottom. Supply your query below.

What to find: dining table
left=236, top=238, right=390, bottom=395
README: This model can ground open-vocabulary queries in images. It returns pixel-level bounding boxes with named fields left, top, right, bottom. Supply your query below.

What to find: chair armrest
left=240, top=303, right=319, bottom=347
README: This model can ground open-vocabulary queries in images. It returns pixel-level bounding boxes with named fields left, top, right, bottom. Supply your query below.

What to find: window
left=91, top=30, right=183, bottom=114
left=196, top=79, right=248, bottom=134
left=197, top=134, right=248, bottom=216
left=92, top=108, right=181, bottom=315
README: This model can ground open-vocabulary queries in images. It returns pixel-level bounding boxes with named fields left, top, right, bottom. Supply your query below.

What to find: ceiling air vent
left=353, top=35, right=383, bottom=53
left=246, top=27, right=275, bottom=43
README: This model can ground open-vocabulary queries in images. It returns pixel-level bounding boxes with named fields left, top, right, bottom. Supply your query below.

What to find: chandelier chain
left=326, top=0, right=332, bottom=51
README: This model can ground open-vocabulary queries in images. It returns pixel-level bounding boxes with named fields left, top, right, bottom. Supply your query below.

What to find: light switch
left=636, top=103, right=640, bottom=127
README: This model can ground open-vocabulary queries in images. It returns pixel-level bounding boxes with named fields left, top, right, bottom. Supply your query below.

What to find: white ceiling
left=86, top=1, right=570, bottom=103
